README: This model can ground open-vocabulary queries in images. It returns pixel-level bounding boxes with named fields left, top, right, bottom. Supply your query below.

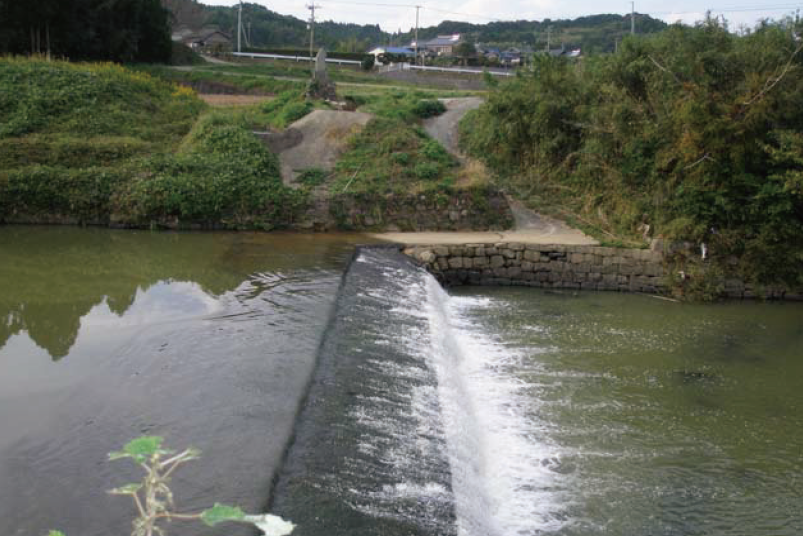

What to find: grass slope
left=0, top=58, right=303, bottom=228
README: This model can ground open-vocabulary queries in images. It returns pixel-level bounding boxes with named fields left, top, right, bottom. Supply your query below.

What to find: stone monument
left=306, top=47, right=338, bottom=101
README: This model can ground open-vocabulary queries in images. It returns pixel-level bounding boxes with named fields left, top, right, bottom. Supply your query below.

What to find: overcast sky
left=205, top=1, right=799, bottom=32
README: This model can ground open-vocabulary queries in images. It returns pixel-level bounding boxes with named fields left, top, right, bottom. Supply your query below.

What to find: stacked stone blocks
left=404, top=243, right=667, bottom=293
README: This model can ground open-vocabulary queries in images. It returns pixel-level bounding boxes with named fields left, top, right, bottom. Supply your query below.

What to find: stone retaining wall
left=330, top=188, right=514, bottom=232
left=403, top=243, right=668, bottom=293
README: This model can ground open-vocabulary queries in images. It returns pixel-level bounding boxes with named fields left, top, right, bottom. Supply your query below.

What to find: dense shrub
left=411, top=99, right=447, bottom=119
left=115, top=114, right=305, bottom=226
left=0, top=166, right=127, bottom=222
left=0, top=60, right=306, bottom=229
left=361, top=55, right=375, bottom=71
left=462, top=19, right=803, bottom=288
left=0, top=58, right=203, bottom=144
left=331, top=116, right=458, bottom=194
left=259, top=91, right=313, bottom=127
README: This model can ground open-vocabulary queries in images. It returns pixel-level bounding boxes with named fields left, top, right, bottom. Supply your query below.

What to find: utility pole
left=237, top=1, right=242, bottom=53
left=546, top=26, right=552, bottom=51
left=307, top=3, right=321, bottom=67
left=414, top=5, right=421, bottom=66
left=631, top=1, right=635, bottom=35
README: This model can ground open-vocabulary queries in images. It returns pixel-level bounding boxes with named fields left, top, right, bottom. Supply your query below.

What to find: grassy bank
left=134, top=64, right=305, bottom=95
left=1, top=58, right=508, bottom=233
left=0, top=58, right=306, bottom=229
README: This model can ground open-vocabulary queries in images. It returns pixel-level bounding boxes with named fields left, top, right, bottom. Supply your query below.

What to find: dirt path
left=418, top=98, right=596, bottom=243
left=276, top=109, right=372, bottom=185
left=423, top=97, right=483, bottom=158
left=198, top=55, right=236, bottom=65
left=199, top=94, right=274, bottom=106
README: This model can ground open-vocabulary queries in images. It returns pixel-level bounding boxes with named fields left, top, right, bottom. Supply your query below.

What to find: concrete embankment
left=383, top=239, right=802, bottom=300
left=401, top=242, right=668, bottom=293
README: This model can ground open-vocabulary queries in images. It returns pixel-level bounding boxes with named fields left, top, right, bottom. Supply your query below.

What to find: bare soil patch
left=276, top=109, right=373, bottom=185
left=199, top=94, right=275, bottom=106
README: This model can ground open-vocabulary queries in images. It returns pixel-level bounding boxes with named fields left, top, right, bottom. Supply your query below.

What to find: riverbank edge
left=390, top=242, right=803, bottom=301
left=0, top=185, right=513, bottom=232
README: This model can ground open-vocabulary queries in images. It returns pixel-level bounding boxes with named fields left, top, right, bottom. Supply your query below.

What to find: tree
left=454, top=38, right=476, bottom=65
left=0, top=0, right=171, bottom=63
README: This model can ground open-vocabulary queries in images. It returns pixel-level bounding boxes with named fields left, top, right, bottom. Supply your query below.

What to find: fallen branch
left=648, top=55, right=683, bottom=85
left=743, top=41, right=803, bottom=106
left=683, top=153, right=714, bottom=170
left=648, top=294, right=680, bottom=303
left=340, top=163, right=364, bottom=193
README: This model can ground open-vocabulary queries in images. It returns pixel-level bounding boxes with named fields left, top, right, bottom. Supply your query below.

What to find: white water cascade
left=374, top=252, right=573, bottom=535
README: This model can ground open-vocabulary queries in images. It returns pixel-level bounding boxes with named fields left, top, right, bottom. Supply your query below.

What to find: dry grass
left=456, top=158, right=491, bottom=187
left=198, top=94, right=274, bottom=106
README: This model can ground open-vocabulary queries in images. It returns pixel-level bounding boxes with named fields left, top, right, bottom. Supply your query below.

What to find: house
left=423, top=34, right=462, bottom=56
left=500, top=47, right=522, bottom=66
left=477, top=45, right=501, bottom=61
left=190, top=31, right=231, bottom=51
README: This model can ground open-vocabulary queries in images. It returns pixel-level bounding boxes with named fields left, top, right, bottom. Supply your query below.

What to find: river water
left=1, top=228, right=801, bottom=536
left=0, top=226, right=371, bottom=536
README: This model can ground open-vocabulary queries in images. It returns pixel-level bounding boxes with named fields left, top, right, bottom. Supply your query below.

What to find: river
left=1, top=227, right=801, bottom=536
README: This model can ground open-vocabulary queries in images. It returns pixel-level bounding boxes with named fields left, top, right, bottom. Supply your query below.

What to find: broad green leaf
left=108, top=483, right=143, bottom=495
left=48, top=531, right=66, bottom=536
left=109, top=436, right=170, bottom=463
left=200, top=503, right=246, bottom=526
left=244, top=514, right=295, bottom=536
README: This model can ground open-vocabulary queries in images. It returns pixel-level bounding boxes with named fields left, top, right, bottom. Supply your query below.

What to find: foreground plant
left=50, top=436, right=294, bottom=536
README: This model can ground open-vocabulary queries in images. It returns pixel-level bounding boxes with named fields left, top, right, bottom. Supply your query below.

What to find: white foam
left=422, top=277, right=573, bottom=536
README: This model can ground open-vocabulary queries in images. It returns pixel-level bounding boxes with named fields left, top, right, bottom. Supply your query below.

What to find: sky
left=203, top=0, right=801, bottom=33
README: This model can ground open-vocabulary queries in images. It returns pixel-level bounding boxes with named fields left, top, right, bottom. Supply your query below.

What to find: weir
left=270, top=246, right=568, bottom=535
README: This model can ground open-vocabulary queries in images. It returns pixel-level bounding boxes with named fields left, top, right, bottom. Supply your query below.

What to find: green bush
left=0, top=166, right=128, bottom=222
left=0, top=58, right=203, bottom=143
left=258, top=91, right=313, bottom=128
left=414, top=162, right=440, bottom=180
left=331, top=117, right=458, bottom=194
left=281, top=102, right=313, bottom=125
left=411, top=99, right=446, bottom=119
left=361, top=56, right=375, bottom=71
left=297, top=168, right=328, bottom=187
left=118, top=114, right=304, bottom=226
left=462, top=20, right=803, bottom=288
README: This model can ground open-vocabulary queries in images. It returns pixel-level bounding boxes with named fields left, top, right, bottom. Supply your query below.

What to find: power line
left=307, top=3, right=321, bottom=67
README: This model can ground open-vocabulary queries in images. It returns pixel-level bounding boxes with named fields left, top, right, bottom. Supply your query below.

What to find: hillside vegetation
left=0, top=59, right=303, bottom=228
left=0, top=0, right=171, bottom=62
left=402, top=14, right=667, bottom=54
left=461, top=20, right=803, bottom=289
left=163, top=0, right=666, bottom=54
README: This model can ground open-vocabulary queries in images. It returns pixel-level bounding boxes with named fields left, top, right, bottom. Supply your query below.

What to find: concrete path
left=370, top=230, right=598, bottom=246
left=423, top=97, right=483, bottom=158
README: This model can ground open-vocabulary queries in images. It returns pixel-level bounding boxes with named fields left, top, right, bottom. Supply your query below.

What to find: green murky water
left=0, top=226, right=372, bottom=536
left=450, top=287, right=803, bottom=535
